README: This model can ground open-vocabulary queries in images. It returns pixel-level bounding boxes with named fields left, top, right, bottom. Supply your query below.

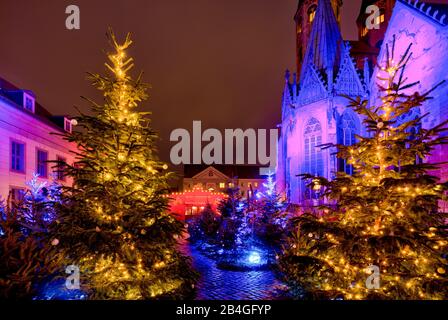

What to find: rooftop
left=184, top=165, right=268, bottom=180
left=300, top=0, right=344, bottom=83
left=0, top=77, right=69, bottom=132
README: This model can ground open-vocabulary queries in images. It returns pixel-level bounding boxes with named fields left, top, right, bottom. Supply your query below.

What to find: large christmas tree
left=52, top=31, right=197, bottom=299
left=280, top=42, right=448, bottom=300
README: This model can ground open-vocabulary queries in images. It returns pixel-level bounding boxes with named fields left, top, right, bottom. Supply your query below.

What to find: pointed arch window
left=338, top=112, right=358, bottom=174
left=308, top=5, right=317, bottom=23
left=286, top=157, right=291, bottom=201
left=283, top=131, right=291, bottom=201
left=297, top=17, right=303, bottom=34
left=304, top=118, right=323, bottom=200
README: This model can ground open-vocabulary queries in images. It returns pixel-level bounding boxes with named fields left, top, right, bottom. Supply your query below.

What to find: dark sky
left=0, top=0, right=361, bottom=165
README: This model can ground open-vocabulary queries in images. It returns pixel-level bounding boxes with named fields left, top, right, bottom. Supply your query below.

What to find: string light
left=280, top=44, right=448, bottom=301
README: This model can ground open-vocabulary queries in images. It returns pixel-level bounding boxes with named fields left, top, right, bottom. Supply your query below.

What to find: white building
left=183, top=165, right=267, bottom=198
left=0, top=77, right=76, bottom=201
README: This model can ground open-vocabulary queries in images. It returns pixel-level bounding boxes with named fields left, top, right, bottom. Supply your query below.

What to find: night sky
left=0, top=0, right=361, bottom=166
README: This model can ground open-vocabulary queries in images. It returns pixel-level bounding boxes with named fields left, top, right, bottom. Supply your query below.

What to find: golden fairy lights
left=84, top=252, right=180, bottom=299
left=71, top=32, right=187, bottom=300
left=283, top=45, right=448, bottom=300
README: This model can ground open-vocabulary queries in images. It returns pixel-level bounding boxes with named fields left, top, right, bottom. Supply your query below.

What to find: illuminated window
left=338, top=112, right=358, bottom=175
left=303, top=118, right=323, bottom=200
left=254, top=182, right=258, bottom=188
left=219, top=182, right=225, bottom=189
left=308, top=5, right=317, bottom=23
left=376, top=14, right=385, bottom=25
left=36, top=149, right=48, bottom=178
left=297, top=16, right=303, bottom=34
left=361, top=27, right=369, bottom=37
left=229, top=182, right=234, bottom=188
left=11, top=140, right=25, bottom=173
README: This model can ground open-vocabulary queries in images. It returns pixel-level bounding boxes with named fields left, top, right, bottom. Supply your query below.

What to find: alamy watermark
left=63, top=4, right=382, bottom=36
left=170, top=121, right=278, bottom=175
left=365, top=265, right=381, bottom=289
left=65, top=265, right=80, bottom=290
left=65, top=5, right=80, bottom=30
left=365, top=5, right=381, bottom=31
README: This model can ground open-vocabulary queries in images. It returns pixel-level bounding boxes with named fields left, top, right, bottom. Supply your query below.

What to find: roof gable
left=191, top=166, right=230, bottom=180
left=334, top=45, right=366, bottom=97
left=300, top=0, right=343, bottom=83
left=298, top=64, right=327, bottom=105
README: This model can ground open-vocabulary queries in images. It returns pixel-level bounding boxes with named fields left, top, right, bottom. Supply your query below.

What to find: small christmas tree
left=217, top=187, right=244, bottom=218
left=216, top=187, right=247, bottom=249
left=188, top=203, right=221, bottom=244
left=0, top=180, right=62, bottom=299
left=198, top=204, right=221, bottom=237
left=52, top=31, right=197, bottom=299
left=252, top=172, right=286, bottom=244
left=280, top=41, right=448, bottom=300
left=258, top=172, right=285, bottom=225
left=21, top=173, right=62, bottom=229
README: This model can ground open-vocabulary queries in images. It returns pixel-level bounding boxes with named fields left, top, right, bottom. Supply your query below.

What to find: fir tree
left=216, top=187, right=246, bottom=248
left=217, top=187, right=244, bottom=218
left=255, top=172, right=286, bottom=243
left=198, top=204, right=221, bottom=237
left=0, top=180, right=62, bottom=299
left=52, top=31, right=197, bottom=300
left=280, top=42, right=448, bottom=300
left=21, top=173, right=62, bottom=228
left=258, top=172, right=285, bottom=225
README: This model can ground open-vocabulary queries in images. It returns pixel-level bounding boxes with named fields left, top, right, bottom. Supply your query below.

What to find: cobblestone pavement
left=184, top=244, right=284, bottom=300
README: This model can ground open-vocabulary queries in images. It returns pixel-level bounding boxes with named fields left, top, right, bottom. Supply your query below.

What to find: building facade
left=0, top=77, right=77, bottom=201
left=183, top=165, right=267, bottom=198
left=165, top=165, right=268, bottom=220
left=276, top=0, right=448, bottom=205
left=370, top=0, right=448, bottom=182
left=166, top=188, right=227, bottom=220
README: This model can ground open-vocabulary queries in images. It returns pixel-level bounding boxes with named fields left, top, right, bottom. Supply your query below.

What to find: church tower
left=278, top=0, right=448, bottom=205
left=350, top=0, right=396, bottom=69
left=295, top=0, right=343, bottom=75
left=277, top=0, right=368, bottom=205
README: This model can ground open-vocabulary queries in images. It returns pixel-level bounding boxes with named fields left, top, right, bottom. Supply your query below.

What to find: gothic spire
left=299, top=0, right=343, bottom=84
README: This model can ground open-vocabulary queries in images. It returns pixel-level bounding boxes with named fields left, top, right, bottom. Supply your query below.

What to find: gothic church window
left=297, top=17, right=303, bottom=34
left=308, top=5, right=317, bottom=23
left=286, top=157, right=291, bottom=201
left=338, top=112, right=358, bottom=174
left=304, top=118, right=323, bottom=200
left=361, top=27, right=369, bottom=38
left=376, top=14, right=385, bottom=25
